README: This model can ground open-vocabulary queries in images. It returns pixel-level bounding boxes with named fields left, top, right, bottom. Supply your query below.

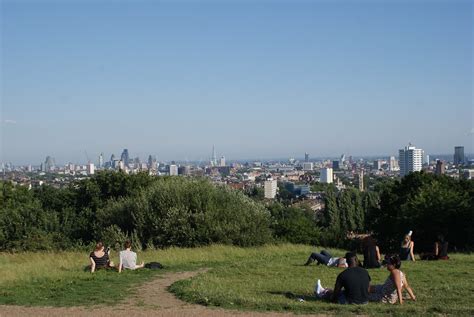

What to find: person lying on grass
left=304, top=250, right=348, bottom=268
left=89, top=241, right=115, bottom=273
left=118, top=240, right=145, bottom=273
left=368, top=254, right=416, bottom=304
left=314, top=252, right=371, bottom=304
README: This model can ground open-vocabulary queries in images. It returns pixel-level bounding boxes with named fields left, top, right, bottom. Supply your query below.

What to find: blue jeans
left=309, top=250, right=332, bottom=265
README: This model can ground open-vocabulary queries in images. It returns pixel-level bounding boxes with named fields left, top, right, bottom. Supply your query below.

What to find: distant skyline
left=1, top=0, right=473, bottom=164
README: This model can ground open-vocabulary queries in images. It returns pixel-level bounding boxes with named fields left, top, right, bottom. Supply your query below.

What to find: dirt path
left=0, top=269, right=327, bottom=317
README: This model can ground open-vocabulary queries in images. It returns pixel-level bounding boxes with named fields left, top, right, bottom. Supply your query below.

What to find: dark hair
left=124, top=240, right=132, bottom=249
left=345, top=252, right=359, bottom=267
left=95, top=241, right=104, bottom=251
left=387, top=254, right=401, bottom=269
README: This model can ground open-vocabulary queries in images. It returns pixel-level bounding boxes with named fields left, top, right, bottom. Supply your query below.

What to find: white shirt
left=327, top=257, right=348, bottom=267
left=119, top=250, right=137, bottom=270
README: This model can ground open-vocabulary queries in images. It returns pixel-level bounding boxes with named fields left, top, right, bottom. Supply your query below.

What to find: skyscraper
left=87, top=163, right=95, bottom=175
left=264, top=179, right=277, bottom=199
left=358, top=169, right=364, bottom=192
left=98, top=153, right=104, bottom=169
left=399, top=144, right=423, bottom=177
left=304, top=152, right=309, bottom=162
left=211, top=145, right=217, bottom=167
left=389, top=156, right=399, bottom=171
left=454, top=146, right=465, bottom=165
left=220, top=156, right=226, bottom=167
left=44, top=156, right=55, bottom=172
left=435, top=160, right=445, bottom=175
left=320, top=167, right=333, bottom=183
left=121, top=149, right=130, bottom=167
left=169, top=164, right=178, bottom=176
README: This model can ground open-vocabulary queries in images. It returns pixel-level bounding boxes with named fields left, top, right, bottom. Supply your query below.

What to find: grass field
left=1, top=244, right=473, bottom=316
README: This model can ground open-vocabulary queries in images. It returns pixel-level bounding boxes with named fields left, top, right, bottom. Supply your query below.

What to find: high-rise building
left=44, top=156, right=55, bottom=172
left=435, top=160, right=445, bottom=175
left=389, top=156, right=399, bottom=171
left=169, top=164, right=178, bottom=176
left=454, top=146, right=465, bottom=165
left=373, top=160, right=382, bottom=170
left=399, top=144, right=423, bottom=177
left=264, top=179, right=277, bottom=199
left=332, top=160, right=340, bottom=170
left=220, top=156, right=226, bottom=167
left=98, top=153, right=104, bottom=169
left=302, top=162, right=313, bottom=171
left=320, top=167, right=333, bottom=183
left=305, top=152, right=309, bottom=162
left=148, top=155, right=157, bottom=170
left=358, top=169, right=364, bottom=192
left=121, top=149, right=130, bottom=167
left=87, top=163, right=95, bottom=175
left=210, top=145, right=217, bottom=167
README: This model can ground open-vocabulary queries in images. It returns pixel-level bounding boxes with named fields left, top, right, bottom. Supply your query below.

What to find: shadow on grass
left=267, top=291, right=319, bottom=303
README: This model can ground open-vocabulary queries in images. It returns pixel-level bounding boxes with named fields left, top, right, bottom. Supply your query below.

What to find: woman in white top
left=118, top=240, right=145, bottom=273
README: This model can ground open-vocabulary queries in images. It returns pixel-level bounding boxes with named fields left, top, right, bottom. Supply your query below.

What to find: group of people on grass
left=89, top=240, right=144, bottom=273
left=305, top=231, right=449, bottom=305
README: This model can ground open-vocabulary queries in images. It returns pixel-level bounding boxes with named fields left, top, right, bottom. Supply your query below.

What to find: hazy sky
left=1, top=0, right=473, bottom=164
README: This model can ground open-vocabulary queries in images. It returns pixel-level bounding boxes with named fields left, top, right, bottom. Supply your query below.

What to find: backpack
left=145, top=262, right=164, bottom=269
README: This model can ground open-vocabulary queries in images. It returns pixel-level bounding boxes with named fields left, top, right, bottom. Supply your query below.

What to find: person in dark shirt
left=420, top=234, right=449, bottom=260
left=315, top=252, right=371, bottom=304
left=362, top=236, right=381, bottom=269
left=89, top=241, right=115, bottom=273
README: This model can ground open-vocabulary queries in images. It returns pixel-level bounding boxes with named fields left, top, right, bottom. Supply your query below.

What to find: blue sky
left=1, top=0, right=472, bottom=164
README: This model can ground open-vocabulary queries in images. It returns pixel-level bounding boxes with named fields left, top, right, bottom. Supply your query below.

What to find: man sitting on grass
left=315, top=252, right=371, bottom=305
left=118, top=240, right=145, bottom=273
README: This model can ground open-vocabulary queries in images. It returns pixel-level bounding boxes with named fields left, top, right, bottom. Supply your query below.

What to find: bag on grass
left=145, top=262, right=164, bottom=269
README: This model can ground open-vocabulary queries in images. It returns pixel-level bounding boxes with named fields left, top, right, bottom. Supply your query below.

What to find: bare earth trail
left=0, top=269, right=329, bottom=317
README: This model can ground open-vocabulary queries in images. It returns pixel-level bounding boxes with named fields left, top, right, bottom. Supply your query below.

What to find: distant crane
left=84, top=150, right=91, bottom=164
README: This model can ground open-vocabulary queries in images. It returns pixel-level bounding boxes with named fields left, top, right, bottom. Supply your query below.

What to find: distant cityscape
left=2, top=144, right=473, bottom=205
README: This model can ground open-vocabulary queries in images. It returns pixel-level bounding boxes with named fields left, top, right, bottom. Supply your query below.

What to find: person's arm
left=403, top=274, right=416, bottom=301
left=392, top=270, right=403, bottom=305
left=118, top=253, right=123, bottom=273
left=90, top=257, right=96, bottom=273
left=330, top=276, right=343, bottom=303
left=375, top=246, right=381, bottom=262
left=410, top=242, right=416, bottom=262
left=434, top=242, right=439, bottom=257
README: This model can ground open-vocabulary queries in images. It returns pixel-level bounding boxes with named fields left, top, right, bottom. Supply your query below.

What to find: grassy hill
left=1, top=244, right=473, bottom=316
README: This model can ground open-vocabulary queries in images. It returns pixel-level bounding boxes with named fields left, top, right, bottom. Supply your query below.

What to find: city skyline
left=1, top=1, right=473, bottom=164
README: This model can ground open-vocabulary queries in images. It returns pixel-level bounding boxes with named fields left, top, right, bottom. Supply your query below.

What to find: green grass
left=1, top=244, right=473, bottom=316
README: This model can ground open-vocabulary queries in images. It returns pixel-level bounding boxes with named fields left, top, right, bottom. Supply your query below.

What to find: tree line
left=0, top=171, right=472, bottom=251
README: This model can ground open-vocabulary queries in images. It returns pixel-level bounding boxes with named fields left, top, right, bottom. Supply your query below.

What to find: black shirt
left=90, top=251, right=109, bottom=268
left=336, top=266, right=371, bottom=304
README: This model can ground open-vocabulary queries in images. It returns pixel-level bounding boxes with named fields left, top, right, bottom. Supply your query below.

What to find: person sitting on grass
left=399, top=233, right=415, bottom=262
left=304, top=250, right=348, bottom=268
left=421, top=234, right=449, bottom=260
left=362, top=236, right=381, bottom=269
left=368, top=254, right=416, bottom=304
left=119, top=240, right=145, bottom=273
left=315, top=252, right=371, bottom=305
left=89, top=241, right=115, bottom=273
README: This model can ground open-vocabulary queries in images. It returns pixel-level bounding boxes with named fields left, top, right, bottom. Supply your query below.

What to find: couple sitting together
left=89, top=240, right=144, bottom=273
left=313, top=252, right=416, bottom=305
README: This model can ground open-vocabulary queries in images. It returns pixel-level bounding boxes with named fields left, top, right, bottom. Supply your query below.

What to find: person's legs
left=313, top=252, right=331, bottom=265
left=321, top=250, right=332, bottom=258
